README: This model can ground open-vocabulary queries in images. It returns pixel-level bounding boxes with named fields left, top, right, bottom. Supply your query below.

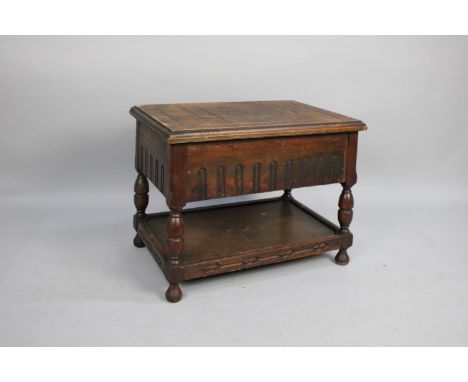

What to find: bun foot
left=165, top=283, right=182, bottom=303
left=133, top=234, right=145, bottom=248
left=335, top=248, right=349, bottom=265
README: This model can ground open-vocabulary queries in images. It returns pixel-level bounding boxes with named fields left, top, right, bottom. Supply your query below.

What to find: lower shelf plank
left=138, top=198, right=351, bottom=281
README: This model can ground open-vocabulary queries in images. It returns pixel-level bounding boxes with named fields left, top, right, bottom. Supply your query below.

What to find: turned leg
left=336, top=183, right=354, bottom=265
left=165, top=208, right=184, bottom=302
left=133, top=173, right=149, bottom=248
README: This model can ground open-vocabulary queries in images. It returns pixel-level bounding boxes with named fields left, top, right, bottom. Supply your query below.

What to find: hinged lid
left=130, top=100, right=367, bottom=143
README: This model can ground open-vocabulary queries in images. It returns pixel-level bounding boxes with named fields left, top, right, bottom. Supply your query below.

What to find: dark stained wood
left=167, top=144, right=188, bottom=209
left=185, top=134, right=347, bottom=202
left=335, top=132, right=359, bottom=265
left=135, top=121, right=169, bottom=195
left=130, top=100, right=366, bottom=302
left=133, top=173, right=149, bottom=248
left=164, top=143, right=188, bottom=291
left=345, top=132, right=358, bottom=186
left=338, top=186, right=354, bottom=235
left=138, top=198, right=352, bottom=280
left=166, top=209, right=184, bottom=267
left=335, top=185, right=353, bottom=265
left=130, top=100, right=367, bottom=143
left=165, top=283, right=182, bottom=303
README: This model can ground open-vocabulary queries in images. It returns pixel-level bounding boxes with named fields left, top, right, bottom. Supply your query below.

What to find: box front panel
left=186, top=134, right=348, bottom=202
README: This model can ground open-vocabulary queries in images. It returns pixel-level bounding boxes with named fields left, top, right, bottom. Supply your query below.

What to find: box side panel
left=136, top=122, right=169, bottom=196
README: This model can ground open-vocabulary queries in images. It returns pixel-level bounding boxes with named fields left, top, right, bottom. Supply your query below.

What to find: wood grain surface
left=185, top=134, right=348, bottom=202
left=138, top=197, right=351, bottom=281
left=131, top=100, right=366, bottom=301
left=130, top=100, right=367, bottom=143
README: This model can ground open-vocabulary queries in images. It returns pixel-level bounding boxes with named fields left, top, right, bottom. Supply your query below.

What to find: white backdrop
left=1, top=36, right=467, bottom=345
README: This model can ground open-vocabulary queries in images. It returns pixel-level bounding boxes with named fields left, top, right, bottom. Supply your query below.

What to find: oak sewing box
left=130, top=101, right=367, bottom=302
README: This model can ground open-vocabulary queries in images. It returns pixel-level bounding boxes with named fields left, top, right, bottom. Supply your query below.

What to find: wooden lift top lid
left=130, top=100, right=367, bottom=143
